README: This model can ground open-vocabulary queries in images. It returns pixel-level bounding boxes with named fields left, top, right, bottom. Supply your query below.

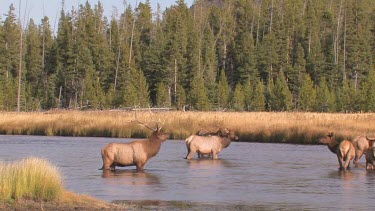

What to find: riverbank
left=0, top=191, right=122, bottom=210
left=0, top=157, right=124, bottom=210
left=0, top=111, right=374, bottom=144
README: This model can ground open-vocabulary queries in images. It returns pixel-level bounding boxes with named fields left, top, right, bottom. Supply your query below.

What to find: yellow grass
left=0, top=157, right=64, bottom=202
left=0, top=111, right=374, bottom=144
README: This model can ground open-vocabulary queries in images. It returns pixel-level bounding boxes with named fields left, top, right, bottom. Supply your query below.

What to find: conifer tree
left=233, top=84, right=245, bottom=111
left=253, top=80, right=266, bottom=111
left=361, top=69, right=375, bottom=112
left=298, top=73, right=316, bottom=111
left=176, top=84, right=186, bottom=110
left=271, top=71, right=293, bottom=111
left=243, top=79, right=253, bottom=111
left=316, top=77, right=336, bottom=112
left=156, top=82, right=170, bottom=107
left=190, top=72, right=210, bottom=111
left=217, top=69, right=230, bottom=109
left=25, top=19, right=42, bottom=99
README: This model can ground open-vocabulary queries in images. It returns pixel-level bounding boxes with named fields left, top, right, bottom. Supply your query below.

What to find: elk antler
left=132, top=120, right=157, bottom=132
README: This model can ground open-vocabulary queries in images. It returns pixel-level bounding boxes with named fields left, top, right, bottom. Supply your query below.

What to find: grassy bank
left=0, top=111, right=374, bottom=144
left=0, top=157, right=63, bottom=202
left=0, top=157, right=121, bottom=210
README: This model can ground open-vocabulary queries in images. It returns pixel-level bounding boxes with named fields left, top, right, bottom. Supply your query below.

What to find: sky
left=1, top=0, right=194, bottom=28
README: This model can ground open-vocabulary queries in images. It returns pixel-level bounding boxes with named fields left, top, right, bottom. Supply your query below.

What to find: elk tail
left=185, top=135, right=195, bottom=144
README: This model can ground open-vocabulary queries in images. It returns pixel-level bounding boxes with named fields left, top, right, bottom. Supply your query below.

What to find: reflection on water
left=1, top=136, right=375, bottom=209
left=187, top=158, right=232, bottom=169
left=101, top=169, right=160, bottom=186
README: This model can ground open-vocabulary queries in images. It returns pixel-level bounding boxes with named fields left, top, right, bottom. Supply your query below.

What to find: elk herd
left=100, top=119, right=238, bottom=171
left=99, top=119, right=375, bottom=172
left=319, top=132, right=375, bottom=170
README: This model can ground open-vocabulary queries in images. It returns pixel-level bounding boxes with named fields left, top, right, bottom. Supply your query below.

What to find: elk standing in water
left=352, top=136, right=370, bottom=164
left=364, top=138, right=375, bottom=170
left=100, top=121, right=169, bottom=171
left=185, top=129, right=238, bottom=160
left=319, top=132, right=355, bottom=170
left=187, top=128, right=229, bottom=158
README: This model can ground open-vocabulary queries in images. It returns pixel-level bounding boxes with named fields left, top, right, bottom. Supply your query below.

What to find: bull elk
left=319, top=132, right=355, bottom=170
left=185, top=129, right=238, bottom=160
left=99, top=120, right=169, bottom=171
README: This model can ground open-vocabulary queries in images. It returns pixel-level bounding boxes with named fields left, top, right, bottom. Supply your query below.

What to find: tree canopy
left=0, top=0, right=374, bottom=112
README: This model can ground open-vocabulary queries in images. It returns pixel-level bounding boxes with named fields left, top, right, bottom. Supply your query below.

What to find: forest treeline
left=0, top=0, right=374, bottom=112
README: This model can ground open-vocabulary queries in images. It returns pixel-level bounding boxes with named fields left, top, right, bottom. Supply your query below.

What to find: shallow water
left=0, top=135, right=374, bottom=209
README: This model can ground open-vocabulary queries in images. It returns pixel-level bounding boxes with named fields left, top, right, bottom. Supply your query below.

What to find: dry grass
left=0, top=157, right=122, bottom=210
left=0, top=111, right=374, bottom=144
left=0, top=157, right=63, bottom=202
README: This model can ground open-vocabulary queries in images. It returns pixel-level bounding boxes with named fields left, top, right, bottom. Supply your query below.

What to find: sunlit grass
left=0, top=157, right=64, bottom=202
left=0, top=111, right=374, bottom=144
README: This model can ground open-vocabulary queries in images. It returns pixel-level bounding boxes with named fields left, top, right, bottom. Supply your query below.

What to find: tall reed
left=0, top=157, right=64, bottom=202
left=0, top=111, right=374, bottom=144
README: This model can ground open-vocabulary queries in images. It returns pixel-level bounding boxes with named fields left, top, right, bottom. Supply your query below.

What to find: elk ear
left=328, top=132, right=334, bottom=137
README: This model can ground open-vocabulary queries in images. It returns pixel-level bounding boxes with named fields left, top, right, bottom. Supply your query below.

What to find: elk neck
left=327, top=137, right=339, bottom=154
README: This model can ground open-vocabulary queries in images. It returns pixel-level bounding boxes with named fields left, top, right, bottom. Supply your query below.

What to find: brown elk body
left=100, top=130, right=169, bottom=171
left=319, top=132, right=355, bottom=170
left=352, top=136, right=370, bottom=164
left=319, top=132, right=339, bottom=154
left=364, top=138, right=375, bottom=170
left=188, top=128, right=229, bottom=158
left=337, top=140, right=355, bottom=170
left=185, top=130, right=238, bottom=160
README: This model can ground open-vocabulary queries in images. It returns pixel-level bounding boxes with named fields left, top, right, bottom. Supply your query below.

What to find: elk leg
left=343, top=151, right=354, bottom=169
left=212, top=151, right=219, bottom=159
left=337, top=157, right=344, bottom=170
left=186, top=150, right=196, bottom=160
left=136, top=163, right=145, bottom=171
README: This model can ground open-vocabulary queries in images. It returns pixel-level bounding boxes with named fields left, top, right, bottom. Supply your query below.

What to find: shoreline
left=1, top=111, right=374, bottom=144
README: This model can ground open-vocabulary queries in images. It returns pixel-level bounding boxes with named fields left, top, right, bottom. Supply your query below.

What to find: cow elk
left=319, top=132, right=355, bottom=170
left=100, top=121, right=169, bottom=171
left=364, top=137, right=375, bottom=170
left=185, top=129, right=238, bottom=160
left=352, top=136, right=370, bottom=164
left=188, top=128, right=230, bottom=158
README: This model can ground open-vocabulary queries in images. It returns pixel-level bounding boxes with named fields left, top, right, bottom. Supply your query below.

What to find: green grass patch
left=0, top=157, right=64, bottom=203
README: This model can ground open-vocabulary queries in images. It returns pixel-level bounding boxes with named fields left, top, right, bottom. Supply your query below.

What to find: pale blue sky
left=1, top=0, right=194, bottom=28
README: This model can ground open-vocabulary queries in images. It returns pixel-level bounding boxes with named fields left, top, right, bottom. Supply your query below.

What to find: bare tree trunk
left=128, top=0, right=137, bottom=67
left=269, top=0, right=273, bottom=35
left=256, top=3, right=261, bottom=46
left=343, top=9, right=347, bottom=82
left=17, top=0, right=24, bottom=112
left=174, top=59, right=177, bottom=105
left=57, top=86, right=62, bottom=108
left=335, top=0, right=343, bottom=65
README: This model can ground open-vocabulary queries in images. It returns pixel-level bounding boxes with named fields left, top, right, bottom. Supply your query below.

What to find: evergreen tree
left=298, top=73, right=316, bottom=111
left=25, top=19, right=43, bottom=100
left=176, top=84, right=186, bottom=110
left=270, top=71, right=293, bottom=111
left=217, top=69, right=230, bottom=109
left=243, top=79, right=253, bottom=111
left=40, top=16, right=56, bottom=109
left=233, top=84, right=245, bottom=111
left=156, top=82, right=170, bottom=107
left=316, top=77, right=336, bottom=112
left=361, top=69, right=375, bottom=112
left=253, top=80, right=266, bottom=111
left=190, top=72, right=210, bottom=111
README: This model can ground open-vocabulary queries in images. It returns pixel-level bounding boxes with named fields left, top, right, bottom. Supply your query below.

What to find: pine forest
left=0, top=0, right=375, bottom=113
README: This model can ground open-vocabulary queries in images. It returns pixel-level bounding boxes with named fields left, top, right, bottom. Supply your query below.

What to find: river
left=0, top=135, right=374, bottom=210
